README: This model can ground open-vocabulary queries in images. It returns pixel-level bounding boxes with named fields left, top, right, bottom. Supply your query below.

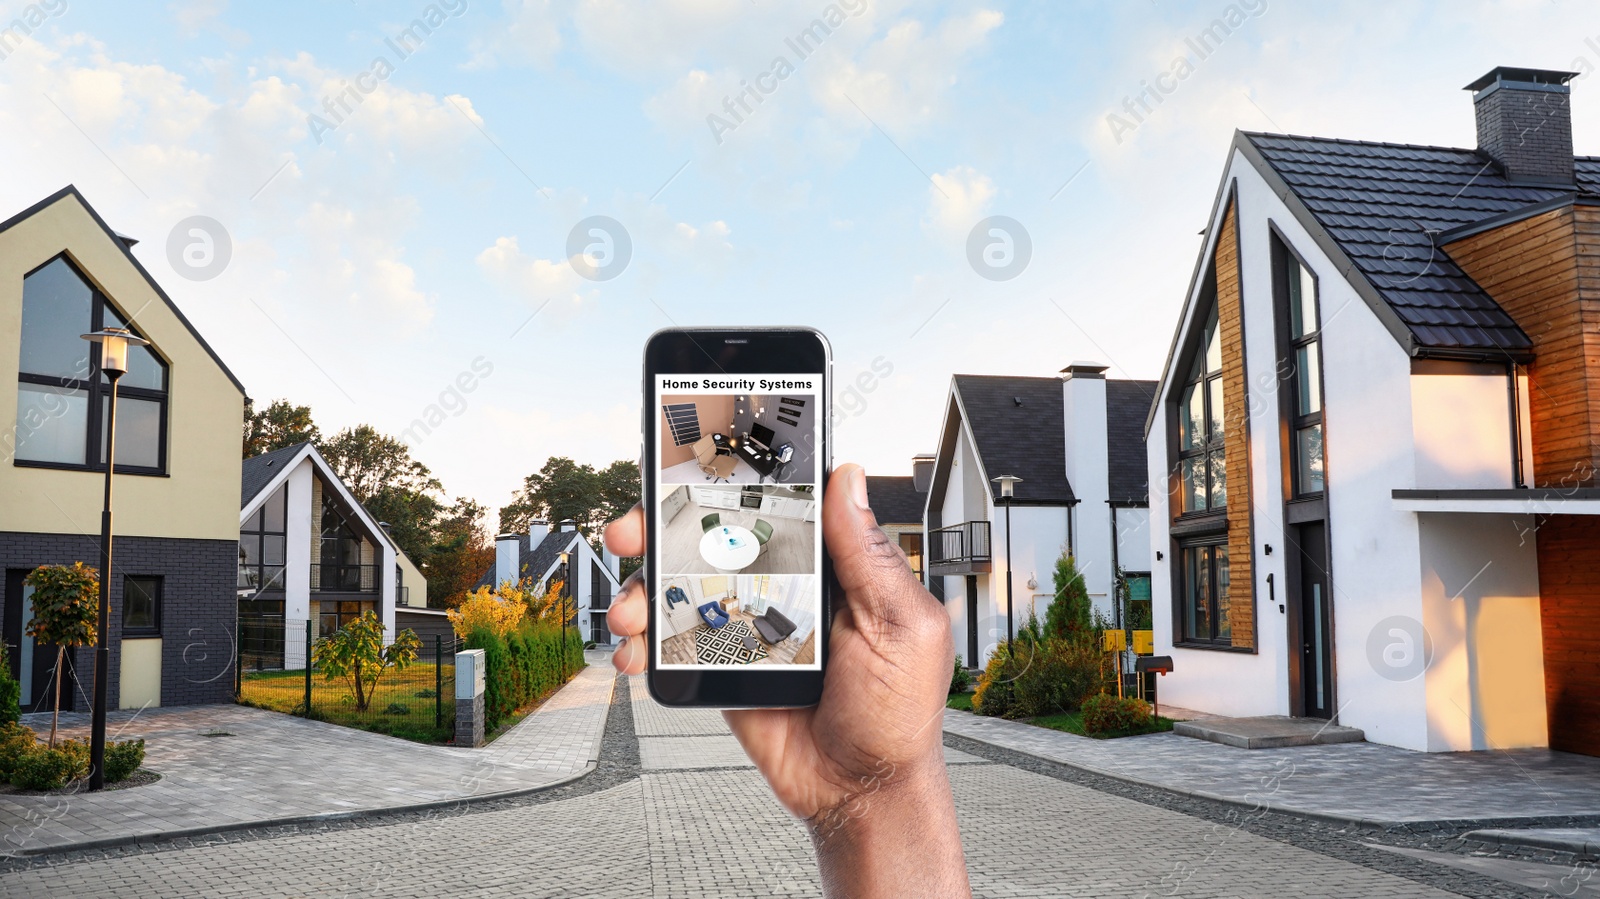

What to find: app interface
left=654, top=375, right=822, bottom=670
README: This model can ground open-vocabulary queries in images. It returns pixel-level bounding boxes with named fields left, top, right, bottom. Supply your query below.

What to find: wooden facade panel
left=1537, top=515, right=1600, bottom=756
left=1215, top=200, right=1255, bottom=650
left=1446, top=205, right=1600, bottom=488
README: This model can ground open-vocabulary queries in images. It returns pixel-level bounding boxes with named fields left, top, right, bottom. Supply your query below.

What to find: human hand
left=603, top=463, right=970, bottom=897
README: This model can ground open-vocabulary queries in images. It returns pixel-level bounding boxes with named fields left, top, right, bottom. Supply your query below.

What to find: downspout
left=1508, top=362, right=1525, bottom=488
left=1109, top=503, right=1120, bottom=630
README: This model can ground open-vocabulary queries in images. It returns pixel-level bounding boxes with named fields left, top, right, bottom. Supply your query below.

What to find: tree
left=1045, top=547, right=1093, bottom=642
left=595, top=459, right=641, bottom=525
left=424, top=497, right=497, bottom=608
left=243, top=398, right=320, bottom=457
left=500, top=456, right=642, bottom=544
left=23, top=563, right=99, bottom=747
left=321, top=425, right=445, bottom=564
left=311, top=611, right=422, bottom=712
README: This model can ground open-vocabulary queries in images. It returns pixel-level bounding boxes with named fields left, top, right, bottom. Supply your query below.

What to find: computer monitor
left=750, top=422, right=775, bottom=448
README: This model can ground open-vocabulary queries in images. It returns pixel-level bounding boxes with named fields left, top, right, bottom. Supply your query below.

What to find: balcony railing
left=590, top=592, right=612, bottom=612
left=311, top=563, right=379, bottom=594
left=928, top=521, right=992, bottom=571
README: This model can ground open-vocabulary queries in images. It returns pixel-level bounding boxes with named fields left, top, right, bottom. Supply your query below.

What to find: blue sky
left=3, top=0, right=1597, bottom=514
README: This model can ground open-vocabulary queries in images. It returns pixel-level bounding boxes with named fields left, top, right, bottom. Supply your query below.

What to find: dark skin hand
left=604, top=463, right=971, bottom=898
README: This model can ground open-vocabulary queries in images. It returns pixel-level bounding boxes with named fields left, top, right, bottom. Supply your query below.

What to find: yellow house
left=1, top=186, right=245, bottom=711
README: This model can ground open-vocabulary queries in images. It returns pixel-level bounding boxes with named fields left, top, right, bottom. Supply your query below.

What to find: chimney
left=1059, top=361, right=1110, bottom=509
left=1465, top=66, right=1578, bottom=185
left=528, top=519, right=550, bottom=546
left=556, top=518, right=577, bottom=533
left=911, top=453, right=936, bottom=493
left=495, top=533, right=521, bottom=589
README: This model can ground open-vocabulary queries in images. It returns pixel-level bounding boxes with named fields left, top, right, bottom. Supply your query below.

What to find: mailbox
left=1135, top=655, right=1174, bottom=675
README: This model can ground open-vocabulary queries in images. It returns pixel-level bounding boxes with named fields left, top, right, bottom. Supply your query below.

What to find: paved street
left=2, top=673, right=1588, bottom=897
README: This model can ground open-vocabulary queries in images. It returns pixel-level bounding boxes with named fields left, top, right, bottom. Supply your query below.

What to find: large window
left=1180, top=543, right=1231, bottom=644
left=317, top=496, right=372, bottom=592
left=1177, top=307, right=1226, bottom=514
left=899, top=532, right=924, bottom=581
left=318, top=600, right=372, bottom=636
left=14, top=257, right=168, bottom=473
left=1285, top=258, right=1325, bottom=495
left=239, top=484, right=288, bottom=592
left=122, top=576, right=162, bottom=636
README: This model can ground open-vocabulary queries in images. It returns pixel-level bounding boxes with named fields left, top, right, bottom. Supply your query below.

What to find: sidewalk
left=0, top=659, right=615, bottom=857
left=944, top=708, right=1600, bottom=828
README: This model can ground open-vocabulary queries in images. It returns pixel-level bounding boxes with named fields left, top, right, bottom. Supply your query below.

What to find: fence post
left=434, top=635, right=443, bottom=732
left=303, top=625, right=313, bottom=717
left=455, top=648, right=486, bottom=747
left=234, top=623, right=243, bottom=699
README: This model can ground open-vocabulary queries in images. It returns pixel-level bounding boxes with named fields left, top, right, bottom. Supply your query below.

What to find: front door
left=4, top=568, right=76, bottom=713
left=965, top=575, right=979, bottom=665
left=1294, top=523, right=1335, bottom=719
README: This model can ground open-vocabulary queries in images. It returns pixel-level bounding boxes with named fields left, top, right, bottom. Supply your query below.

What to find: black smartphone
left=643, top=327, right=831, bottom=707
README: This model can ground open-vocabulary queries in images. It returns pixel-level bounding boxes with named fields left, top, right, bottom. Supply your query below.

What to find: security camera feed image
left=654, top=375, right=821, bottom=669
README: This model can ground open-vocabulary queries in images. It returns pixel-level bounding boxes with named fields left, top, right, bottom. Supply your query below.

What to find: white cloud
left=924, top=165, right=994, bottom=235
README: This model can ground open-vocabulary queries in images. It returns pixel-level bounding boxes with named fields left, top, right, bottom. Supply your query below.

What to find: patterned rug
left=694, top=620, right=769, bottom=665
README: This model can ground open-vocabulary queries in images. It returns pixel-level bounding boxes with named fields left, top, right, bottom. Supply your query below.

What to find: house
left=865, top=456, right=933, bottom=583
left=476, top=519, right=623, bottom=646
left=238, top=441, right=437, bottom=670
left=924, top=367, right=1155, bottom=668
left=1, top=186, right=244, bottom=711
left=1144, top=66, right=1600, bottom=755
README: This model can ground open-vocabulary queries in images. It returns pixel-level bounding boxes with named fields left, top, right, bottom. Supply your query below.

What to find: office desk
left=734, top=443, right=783, bottom=483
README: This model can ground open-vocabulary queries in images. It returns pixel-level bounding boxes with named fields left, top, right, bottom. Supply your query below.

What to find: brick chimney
left=1465, top=66, right=1578, bottom=185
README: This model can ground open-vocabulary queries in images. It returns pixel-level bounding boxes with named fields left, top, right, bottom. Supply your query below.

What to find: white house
left=239, top=442, right=435, bottom=669
left=476, top=519, right=623, bottom=647
left=923, top=366, right=1155, bottom=668
left=1145, top=66, right=1600, bottom=756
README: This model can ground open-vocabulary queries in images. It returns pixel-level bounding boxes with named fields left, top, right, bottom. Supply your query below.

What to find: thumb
left=822, top=464, right=936, bottom=630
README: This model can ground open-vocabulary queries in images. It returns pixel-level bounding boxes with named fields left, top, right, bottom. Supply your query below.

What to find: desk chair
left=694, top=435, right=737, bottom=483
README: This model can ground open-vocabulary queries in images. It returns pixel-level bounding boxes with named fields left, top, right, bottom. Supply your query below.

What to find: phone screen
left=652, top=371, right=824, bottom=673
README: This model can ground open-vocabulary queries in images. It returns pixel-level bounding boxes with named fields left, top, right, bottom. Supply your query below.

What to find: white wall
left=995, top=505, right=1071, bottom=643
left=1062, top=373, right=1113, bottom=609
left=1114, top=507, right=1151, bottom=573
left=283, top=459, right=314, bottom=669
left=1417, top=512, right=1546, bottom=751
left=1410, top=368, right=1516, bottom=489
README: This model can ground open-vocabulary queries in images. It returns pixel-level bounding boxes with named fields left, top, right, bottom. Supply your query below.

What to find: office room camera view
left=655, top=392, right=821, bottom=667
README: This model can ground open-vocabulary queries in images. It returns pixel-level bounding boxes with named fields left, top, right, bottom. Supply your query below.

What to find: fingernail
left=851, top=466, right=869, bottom=509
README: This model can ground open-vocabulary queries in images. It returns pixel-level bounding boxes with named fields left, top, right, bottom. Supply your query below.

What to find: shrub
left=449, top=584, right=527, bottom=640
left=1081, top=694, right=1155, bottom=737
left=384, top=702, right=410, bottom=716
left=55, top=737, right=90, bottom=780
left=950, top=655, right=971, bottom=694
left=466, top=619, right=585, bottom=731
left=0, top=652, right=19, bottom=726
left=11, top=744, right=84, bottom=791
left=1045, top=549, right=1093, bottom=642
left=104, top=738, right=145, bottom=783
left=0, top=723, right=39, bottom=780
left=24, top=562, right=99, bottom=746
left=1013, top=637, right=1102, bottom=718
left=312, top=611, right=422, bottom=712
left=414, top=688, right=438, bottom=699
left=972, top=646, right=1022, bottom=718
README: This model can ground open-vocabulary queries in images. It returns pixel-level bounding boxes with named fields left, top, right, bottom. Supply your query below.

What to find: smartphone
left=643, top=327, right=831, bottom=707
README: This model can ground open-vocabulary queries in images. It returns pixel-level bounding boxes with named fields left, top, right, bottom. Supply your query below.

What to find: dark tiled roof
left=240, top=442, right=309, bottom=507
left=865, top=476, right=925, bottom=525
left=1241, top=132, right=1600, bottom=354
left=1105, top=380, right=1156, bottom=504
left=952, top=375, right=1074, bottom=505
left=473, top=529, right=583, bottom=591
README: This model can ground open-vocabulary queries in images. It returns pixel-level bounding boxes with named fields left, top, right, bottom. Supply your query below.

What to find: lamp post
left=559, top=550, right=571, bottom=681
left=992, top=475, right=1022, bottom=648
left=81, top=327, right=148, bottom=792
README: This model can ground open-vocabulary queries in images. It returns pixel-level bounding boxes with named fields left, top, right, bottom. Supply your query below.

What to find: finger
left=607, top=570, right=648, bottom=638
left=613, top=634, right=646, bottom=675
left=822, top=464, right=935, bottom=628
left=604, top=504, right=645, bottom=558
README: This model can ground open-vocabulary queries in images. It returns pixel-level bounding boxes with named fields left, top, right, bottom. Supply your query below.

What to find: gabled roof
left=865, top=476, right=925, bottom=525
left=0, top=186, right=247, bottom=395
left=1105, top=380, right=1156, bottom=504
left=951, top=375, right=1075, bottom=505
left=241, top=441, right=310, bottom=506
left=473, top=529, right=588, bottom=591
left=1237, top=131, right=1600, bottom=356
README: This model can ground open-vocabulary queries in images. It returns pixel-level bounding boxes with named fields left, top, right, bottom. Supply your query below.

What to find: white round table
left=699, top=525, right=760, bottom=574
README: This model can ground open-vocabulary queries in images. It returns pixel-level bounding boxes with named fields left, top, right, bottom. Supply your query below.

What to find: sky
left=3, top=0, right=1598, bottom=517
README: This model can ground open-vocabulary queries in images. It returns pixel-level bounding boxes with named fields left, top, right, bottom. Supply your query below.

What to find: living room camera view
left=659, top=393, right=818, bottom=485
left=658, top=574, right=819, bottom=666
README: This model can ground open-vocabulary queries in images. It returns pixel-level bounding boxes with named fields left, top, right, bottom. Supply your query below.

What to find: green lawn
left=239, top=664, right=455, bottom=744
left=946, top=693, right=973, bottom=711
left=1030, top=710, right=1175, bottom=739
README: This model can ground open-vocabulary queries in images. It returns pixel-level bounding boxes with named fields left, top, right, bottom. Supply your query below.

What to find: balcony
left=928, top=521, right=992, bottom=575
left=311, top=563, right=379, bottom=594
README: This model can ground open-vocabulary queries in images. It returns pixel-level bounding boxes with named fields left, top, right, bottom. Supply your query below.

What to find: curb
left=1462, top=828, right=1600, bottom=859
left=5, top=672, right=617, bottom=860
left=941, top=711, right=1600, bottom=832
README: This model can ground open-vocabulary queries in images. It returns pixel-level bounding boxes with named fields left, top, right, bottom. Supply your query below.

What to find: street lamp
left=558, top=550, right=571, bottom=681
left=992, top=475, right=1022, bottom=648
left=81, top=327, right=148, bottom=792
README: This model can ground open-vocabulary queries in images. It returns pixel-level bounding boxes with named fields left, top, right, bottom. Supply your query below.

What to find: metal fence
left=236, top=625, right=460, bottom=744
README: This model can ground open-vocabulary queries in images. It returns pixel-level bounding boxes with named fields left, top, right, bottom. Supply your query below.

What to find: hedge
left=465, top=620, right=585, bottom=731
